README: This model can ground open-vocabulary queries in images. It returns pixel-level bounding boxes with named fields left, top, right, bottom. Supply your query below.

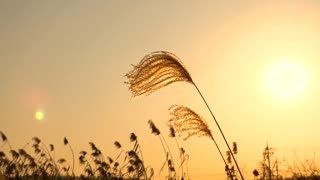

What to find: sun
left=35, top=110, right=45, bottom=121
left=267, top=60, right=307, bottom=98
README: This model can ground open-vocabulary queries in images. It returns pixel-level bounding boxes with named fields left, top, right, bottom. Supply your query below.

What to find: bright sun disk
left=35, top=111, right=45, bottom=121
left=267, top=60, right=307, bottom=98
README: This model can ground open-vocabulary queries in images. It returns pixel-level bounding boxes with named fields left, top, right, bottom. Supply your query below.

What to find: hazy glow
left=267, top=60, right=307, bottom=98
left=23, top=88, right=47, bottom=108
left=1, top=1, right=320, bottom=180
left=35, top=110, right=45, bottom=121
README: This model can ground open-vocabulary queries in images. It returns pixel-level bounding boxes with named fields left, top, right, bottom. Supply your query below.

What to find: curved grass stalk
left=148, top=120, right=176, bottom=179
left=160, top=134, right=176, bottom=178
left=168, top=124, right=184, bottom=179
left=193, top=83, right=243, bottom=180
left=130, top=133, right=148, bottom=180
left=0, top=131, right=12, bottom=151
left=64, top=137, right=75, bottom=177
left=126, top=51, right=244, bottom=180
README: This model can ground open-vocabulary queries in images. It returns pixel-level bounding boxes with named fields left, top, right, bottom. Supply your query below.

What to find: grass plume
left=169, top=105, right=233, bottom=178
left=125, top=51, right=193, bottom=96
left=169, top=105, right=212, bottom=140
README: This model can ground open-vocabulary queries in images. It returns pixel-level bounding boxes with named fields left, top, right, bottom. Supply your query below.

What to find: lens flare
left=23, top=87, right=47, bottom=109
left=35, top=110, right=45, bottom=121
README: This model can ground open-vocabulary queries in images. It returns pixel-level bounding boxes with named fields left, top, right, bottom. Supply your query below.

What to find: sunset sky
left=1, top=1, right=320, bottom=179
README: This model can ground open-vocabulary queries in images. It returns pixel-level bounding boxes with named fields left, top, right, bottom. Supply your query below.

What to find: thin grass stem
left=193, top=83, right=244, bottom=180
left=160, top=134, right=176, bottom=178
left=173, top=137, right=183, bottom=179
left=208, top=134, right=233, bottom=178
left=68, top=144, right=75, bottom=178
left=137, top=142, right=148, bottom=180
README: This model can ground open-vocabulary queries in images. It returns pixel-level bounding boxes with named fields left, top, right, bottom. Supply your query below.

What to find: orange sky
left=1, top=1, right=320, bottom=179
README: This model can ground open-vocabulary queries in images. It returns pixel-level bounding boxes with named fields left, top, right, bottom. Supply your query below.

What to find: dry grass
left=125, top=51, right=193, bottom=97
left=125, top=51, right=244, bottom=180
left=0, top=131, right=152, bottom=180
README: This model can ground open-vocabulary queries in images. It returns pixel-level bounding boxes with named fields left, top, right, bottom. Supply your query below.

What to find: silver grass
left=125, top=51, right=193, bottom=96
left=126, top=51, right=244, bottom=179
left=169, top=105, right=233, bottom=178
left=169, top=105, right=212, bottom=140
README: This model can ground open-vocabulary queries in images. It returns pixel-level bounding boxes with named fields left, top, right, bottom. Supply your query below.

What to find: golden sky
left=1, top=1, right=320, bottom=179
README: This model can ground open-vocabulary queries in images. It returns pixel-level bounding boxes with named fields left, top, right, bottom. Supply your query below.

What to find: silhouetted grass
left=148, top=120, right=176, bottom=180
left=0, top=131, right=155, bottom=180
left=1, top=130, right=320, bottom=180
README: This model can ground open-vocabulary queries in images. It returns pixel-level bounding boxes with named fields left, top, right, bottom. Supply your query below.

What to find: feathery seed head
left=49, top=144, right=54, bottom=151
left=0, top=131, right=7, bottom=142
left=125, top=51, right=194, bottom=96
left=114, top=141, right=122, bottom=149
left=79, top=156, right=86, bottom=164
left=127, top=150, right=137, bottom=158
left=32, top=143, right=39, bottom=149
left=89, top=142, right=97, bottom=151
left=180, top=148, right=185, bottom=155
left=232, top=142, right=238, bottom=155
left=226, top=151, right=232, bottom=164
left=127, top=166, right=134, bottom=173
left=32, top=137, right=41, bottom=144
left=94, top=159, right=101, bottom=165
left=63, top=137, right=68, bottom=145
left=18, top=149, right=27, bottom=156
left=29, top=161, right=37, bottom=168
left=169, top=105, right=213, bottom=140
left=34, top=148, right=41, bottom=154
left=58, top=158, right=66, bottom=164
left=0, top=151, right=5, bottom=158
left=130, top=133, right=137, bottom=142
left=107, top=156, right=114, bottom=164
left=85, top=168, right=93, bottom=176
left=92, top=151, right=100, bottom=157
left=168, top=125, right=176, bottom=138
left=148, top=120, right=160, bottom=135
left=10, top=150, right=19, bottom=159
left=80, top=151, right=87, bottom=156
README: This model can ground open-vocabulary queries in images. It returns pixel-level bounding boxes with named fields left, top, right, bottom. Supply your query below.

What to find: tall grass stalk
left=126, top=51, right=244, bottom=179
left=148, top=120, right=176, bottom=179
left=0, top=131, right=12, bottom=151
left=168, top=124, right=190, bottom=180
left=130, top=133, right=148, bottom=180
left=64, top=137, right=75, bottom=177
left=193, top=83, right=243, bottom=179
